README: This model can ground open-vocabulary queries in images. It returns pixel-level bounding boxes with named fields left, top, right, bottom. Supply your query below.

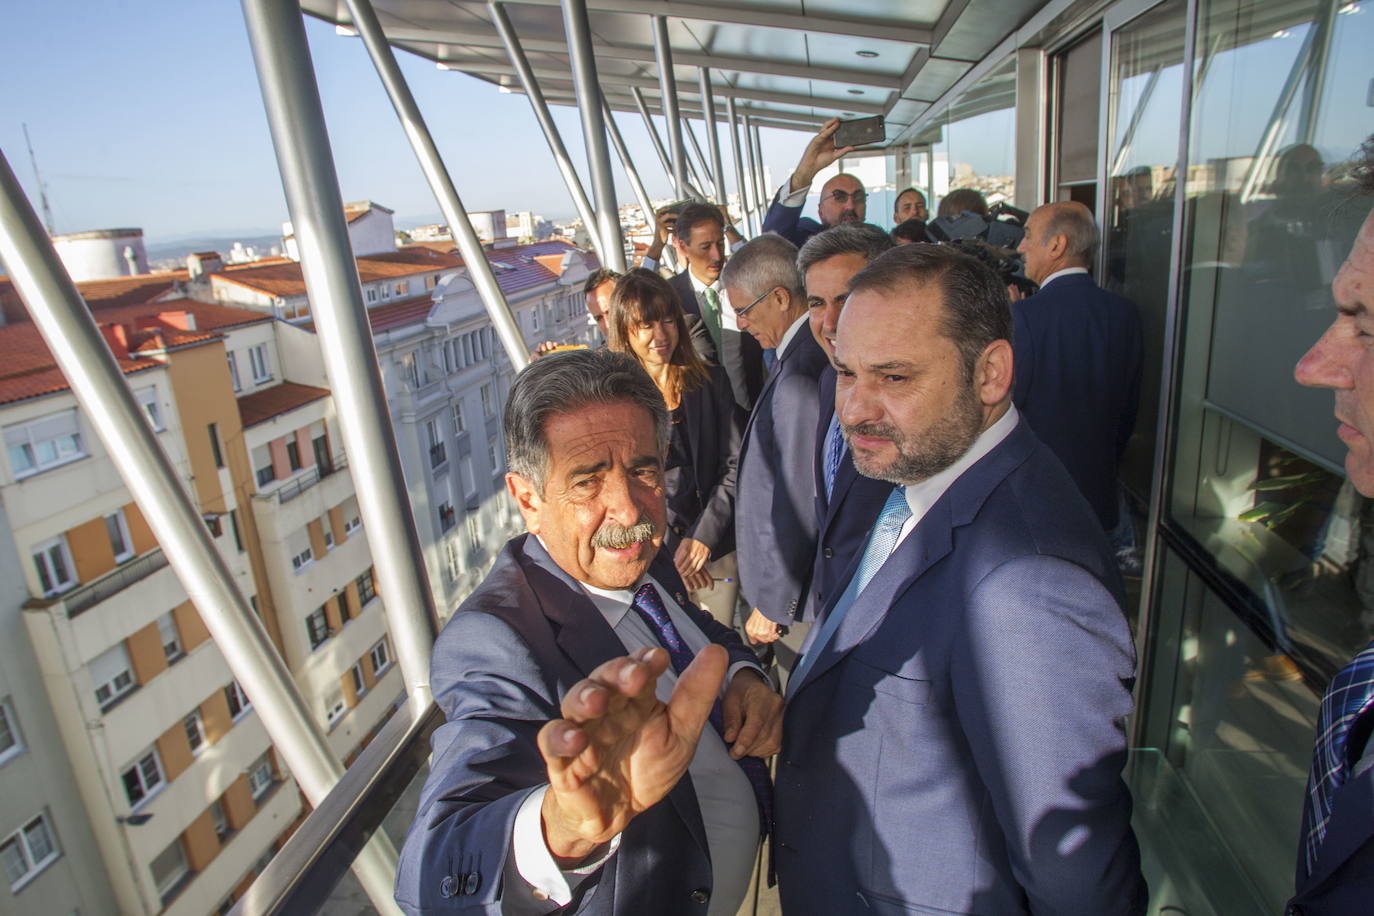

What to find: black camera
left=926, top=202, right=1036, bottom=298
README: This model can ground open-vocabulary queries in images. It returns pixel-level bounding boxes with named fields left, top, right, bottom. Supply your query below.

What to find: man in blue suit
left=721, top=234, right=830, bottom=664
left=1012, top=201, right=1143, bottom=535
left=761, top=118, right=866, bottom=248
left=395, top=349, right=783, bottom=914
left=776, top=244, right=1147, bottom=914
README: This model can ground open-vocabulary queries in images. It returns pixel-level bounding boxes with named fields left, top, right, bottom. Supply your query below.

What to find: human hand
left=674, top=537, right=710, bottom=576
left=1006, top=283, right=1026, bottom=303
left=721, top=668, right=783, bottom=759
left=531, top=340, right=561, bottom=359
left=538, top=646, right=727, bottom=863
left=745, top=608, right=782, bottom=644
left=789, top=118, right=855, bottom=192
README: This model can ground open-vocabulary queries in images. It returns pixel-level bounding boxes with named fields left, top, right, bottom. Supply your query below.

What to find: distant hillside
left=145, top=233, right=282, bottom=266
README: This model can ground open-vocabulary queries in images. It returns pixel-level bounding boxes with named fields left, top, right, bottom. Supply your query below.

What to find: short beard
left=844, top=383, right=984, bottom=486
left=590, top=517, right=658, bottom=549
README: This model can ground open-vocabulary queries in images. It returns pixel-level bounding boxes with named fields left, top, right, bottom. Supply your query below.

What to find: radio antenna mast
left=22, top=123, right=55, bottom=234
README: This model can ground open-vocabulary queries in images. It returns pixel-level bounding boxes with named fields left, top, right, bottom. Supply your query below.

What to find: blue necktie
left=1303, top=638, right=1374, bottom=874
left=790, top=486, right=911, bottom=692
left=823, top=412, right=844, bottom=499
left=630, top=582, right=773, bottom=836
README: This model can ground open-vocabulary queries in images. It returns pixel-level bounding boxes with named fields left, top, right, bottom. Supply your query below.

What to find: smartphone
left=833, top=115, right=885, bottom=149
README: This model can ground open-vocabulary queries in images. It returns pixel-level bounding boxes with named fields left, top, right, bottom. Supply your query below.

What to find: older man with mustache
left=396, top=348, right=783, bottom=916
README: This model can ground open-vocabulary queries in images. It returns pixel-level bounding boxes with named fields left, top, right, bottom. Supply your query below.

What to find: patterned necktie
left=700, top=287, right=723, bottom=350
left=823, top=412, right=845, bottom=499
left=1303, top=638, right=1374, bottom=875
left=630, top=582, right=773, bottom=836
left=790, top=486, right=911, bottom=692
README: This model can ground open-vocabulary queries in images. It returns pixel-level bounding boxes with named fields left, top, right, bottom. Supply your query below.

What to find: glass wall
left=911, top=57, right=1018, bottom=216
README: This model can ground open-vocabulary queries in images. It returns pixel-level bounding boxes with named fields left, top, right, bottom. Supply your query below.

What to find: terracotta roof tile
left=0, top=321, right=162, bottom=406
left=1, top=270, right=190, bottom=324
left=237, top=381, right=331, bottom=428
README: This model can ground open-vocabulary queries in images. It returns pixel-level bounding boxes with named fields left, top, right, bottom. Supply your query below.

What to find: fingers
left=735, top=706, right=783, bottom=759
left=683, top=569, right=713, bottom=592
left=745, top=609, right=781, bottom=644
left=559, top=648, right=668, bottom=722
left=537, top=718, right=591, bottom=789
left=666, top=643, right=728, bottom=741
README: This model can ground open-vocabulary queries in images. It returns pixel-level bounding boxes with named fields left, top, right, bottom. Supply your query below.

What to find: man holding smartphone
left=762, top=118, right=867, bottom=247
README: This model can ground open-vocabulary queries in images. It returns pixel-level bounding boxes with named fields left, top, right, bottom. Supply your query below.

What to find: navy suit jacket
left=395, top=536, right=759, bottom=914
left=1011, top=272, right=1143, bottom=530
left=810, top=366, right=890, bottom=616
left=736, top=325, right=829, bottom=625
left=668, top=364, right=745, bottom=559
left=761, top=189, right=825, bottom=248
left=776, top=418, right=1148, bottom=914
left=669, top=269, right=765, bottom=412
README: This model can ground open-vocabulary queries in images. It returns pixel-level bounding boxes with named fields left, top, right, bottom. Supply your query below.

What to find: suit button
left=690, top=888, right=710, bottom=904
left=463, top=872, right=481, bottom=895
left=823, top=547, right=833, bottom=558
left=439, top=875, right=459, bottom=898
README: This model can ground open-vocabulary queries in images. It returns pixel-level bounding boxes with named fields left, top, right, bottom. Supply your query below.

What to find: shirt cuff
left=511, top=785, right=621, bottom=906
left=727, top=661, right=770, bottom=696
left=639, top=255, right=659, bottom=272
left=777, top=182, right=809, bottom=208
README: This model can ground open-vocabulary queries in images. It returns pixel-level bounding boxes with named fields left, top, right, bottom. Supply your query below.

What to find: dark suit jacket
left=810, top=366, right=891, bottom=616
left=667, top=364, right=745, bottom=559
left=762, top=190, right=824, bottom=248
left=776, top=418, right=1148, bottom=914
left=394, top=536, right=759, bottom=914
left=736, top=325, right=829, bottom=625
left=1011, top=272, right=1143, bottom=530
left=1288, top=703, right=1374, bottom=914
left=669, top=269, right=765, bottom=412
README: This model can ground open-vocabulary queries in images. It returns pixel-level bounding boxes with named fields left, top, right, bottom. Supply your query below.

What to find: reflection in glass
left=911, top=57, right=1017, bottom=216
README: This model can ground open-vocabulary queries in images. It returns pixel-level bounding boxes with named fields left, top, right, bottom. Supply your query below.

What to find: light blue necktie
left=789, top=486, right=911, bottom=692
left=823, top=412, right=844, bottom=499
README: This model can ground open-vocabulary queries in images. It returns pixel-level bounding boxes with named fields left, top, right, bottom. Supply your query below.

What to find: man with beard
left=396, top=349, right=782, bottom=915
left=774, top=244, right=1147, bottom=914
left=762, top=118, right=868, bottom=248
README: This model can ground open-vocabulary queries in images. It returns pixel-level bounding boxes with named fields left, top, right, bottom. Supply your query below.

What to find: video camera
left=926, top=202, right=1037, bottom=298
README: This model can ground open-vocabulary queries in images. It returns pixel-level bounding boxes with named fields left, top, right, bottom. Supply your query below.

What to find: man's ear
left=1048, top=232, right=1069, bottom=261
left=975, top=339, right=1014, bottom=406
left=506, top=472, right=542, bottom=534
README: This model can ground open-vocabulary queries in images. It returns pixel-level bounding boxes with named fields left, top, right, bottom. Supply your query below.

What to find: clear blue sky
left=0, top=1, right=809, bottom=243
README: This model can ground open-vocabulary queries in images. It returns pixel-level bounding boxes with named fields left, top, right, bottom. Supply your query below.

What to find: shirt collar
left=1039, top=266, right=1089, bottom=288
left=902, top=404, right=1019, bottom=526
left=579, top=574, right=664, bottom=628
left=775, top=312, right=811, bottom=357
left=688, top=267, right=717, bottom=297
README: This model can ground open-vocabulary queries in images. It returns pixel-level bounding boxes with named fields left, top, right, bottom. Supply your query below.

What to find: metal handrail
left=257, top=453, right=350, bottom=504
left=65, top=547, right=170, bottom=619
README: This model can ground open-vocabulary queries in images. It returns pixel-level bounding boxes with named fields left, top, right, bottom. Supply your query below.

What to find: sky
left=0, top=0, right=811, bottom=244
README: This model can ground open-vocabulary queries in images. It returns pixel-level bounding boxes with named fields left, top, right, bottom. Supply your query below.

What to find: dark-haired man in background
left=893, top=187, right=928, bottom=224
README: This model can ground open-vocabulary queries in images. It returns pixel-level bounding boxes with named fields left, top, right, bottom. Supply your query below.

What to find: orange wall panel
left=222, top=775, right=256, bottom=831
left=67, top=516, right=115, bottom=585
left=127, top=623, right=168, bottom=685
left=124, top=502, right=158, bottom=556
left=341, top=665, right=359, bottom=708
left=156, top=718, right=193, bottom=783
left=324, top=596, right=343, bottom=634
left=296, top=428, right=315, bottom=468
left=328, top=506, right=346, bottom=545
left=183, top=809, right=221, bottom=872
left=306, top=519, right=326, bottom=560
left=269, top=437, right=291, bottom=480
left=173, top=600, right=210, bottom=652
left=165, top=341, right=242, bottom=514
left=201, top=690, right=232, bottom=745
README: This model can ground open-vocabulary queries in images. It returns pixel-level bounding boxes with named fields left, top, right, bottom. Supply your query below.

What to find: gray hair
left=718, top=232, right=804, bottom=302
left=797, top=223, right=896, bottom=276
left=1042, top=205, right=1098, bottom=264
left=504, top=348, right=669, bottom=491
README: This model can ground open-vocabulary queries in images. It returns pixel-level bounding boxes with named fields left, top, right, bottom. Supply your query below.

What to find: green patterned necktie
left=700, top=286, right=723, bottom=350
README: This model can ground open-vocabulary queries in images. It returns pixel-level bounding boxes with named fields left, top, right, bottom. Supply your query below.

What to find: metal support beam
left=726, top=96, right=754, bottom=235
left=0, top=144, right=402, bottom=915
left=1238, top=23, right=1318, bottom=203
left=651, top=16, right=689, bottom=197
left=560, top=0, right=626, bottom=270
left=750, top=118, right=769, bottom=217
left=601, top=92, right=677, bottom=271
left=683, top=121, right=715, bottom=200
left=488, top=0, right=607, bottom=263
left=1297, top=0, right=1341, bottom=145
left=699, top=68, right=726, bottom=205
left=631, top=86, right=675, bottom=186
left=741, top=113, right=761, bottom=232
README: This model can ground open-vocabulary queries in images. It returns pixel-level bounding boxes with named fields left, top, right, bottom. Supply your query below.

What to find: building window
left=426, top=274, right=438, bottom=290
left=467, top=511, right=480, bottom=551
left=210, top=799, right=229, bottom=843
left=305, top=607, right=330, bottom=650
left=29, top=535, right=75, bottom=597
left=91, top=643, right=135, bottom=709
left=325, top=688, right=346, bottom=728
left=0, top=812, right=59, bottom=891
left=451, top=401, right=465, bottom=433
left=438, top=499, right=456, bottom=532
left=427, top=419, right=447, bottom=469
left=289, top=528, right=313, bottom=572
left=5, top=409, right=85, bottom=479
left=342, top=496, right=362, bottom=535
left=122, top=747, right=165, bottom=807
left=0, top=699, right=23, bottom=766
left=252, top=444, right=274, bottom=487
left=247, top=753, right=274, bottom=801
left=312, top=428, right=332, bottom=473
left=366, top=286, right=378, bottom=304
left=184, top=711, right=205, bottom=755
left=356, top=568, right=376, bottom=605
left=487, top=440, right=501, bottom=477
left=460, top=453, right=477, bottom=499
left=395, top=281, right=407, bottom=296
left=480, top=383, right=494, bottom=418
left=285, top=437, right=302, bottom=472
left=225, top=680, right=251, bottom=721
left=157, top=612, right=184, bottom=662
left=230, top=509, right=244, bottom=552
left=403, top=352, right=420, bottom=388
left=208, top=423, right=224, bottom=468
left=381, top=283, right=392, bottom=300
left=351, top=663, right=366, bottom=698
left=248, top=344, right=271, bottom=383
left=149, top=838, right=188, bottom=902
left=322, top=518, right=334, bottom=551
left=136, top=386, right=164, bottom=431
left=227, top=352, right=241, bottom=392
left=105, top=509, right=134, bottom=563
left=369, top=639, right=392, bottom=676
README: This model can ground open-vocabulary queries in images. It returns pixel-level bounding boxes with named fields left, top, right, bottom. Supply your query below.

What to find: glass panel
left=1055, top=29, right=1103, bottom=192
left=1168, top=0, right=1374, bottom=675
left=916, top=57, right=1018, bottom=217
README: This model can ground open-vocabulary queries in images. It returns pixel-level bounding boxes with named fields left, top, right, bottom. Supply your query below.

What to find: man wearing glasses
left=763, top=118, right=868, bottom=247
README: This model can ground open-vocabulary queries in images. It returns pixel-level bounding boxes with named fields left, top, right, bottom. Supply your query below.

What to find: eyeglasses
left=733, top=286, right=777, bottom=319
left=825, top=189, right=867, bottom=206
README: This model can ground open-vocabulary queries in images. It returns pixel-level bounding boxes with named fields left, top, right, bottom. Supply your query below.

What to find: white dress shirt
left=1038, top=266, right=1089, bottom=289
left=775, top=181, right=810, bottom=209
left=773, top=312, right=810, bottom=358
left=504, top=571, right=761, bottom=915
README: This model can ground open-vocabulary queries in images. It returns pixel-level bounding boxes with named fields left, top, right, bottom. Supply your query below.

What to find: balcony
left=259, top=452, right=349, bottom=505
left=64, top=548, right=170, bottom=619
left=428, top=441, right=446, bottom=470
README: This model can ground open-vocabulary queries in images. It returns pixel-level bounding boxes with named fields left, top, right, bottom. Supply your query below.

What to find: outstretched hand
left=789, top=118, right=856, bottom=193
left=537, top=645, right=728, bottom=864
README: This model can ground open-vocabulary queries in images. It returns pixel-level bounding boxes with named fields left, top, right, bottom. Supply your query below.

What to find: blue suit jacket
left=736, top=325, right=830, bottom=625
left=395, top=536, right=759, bottom=914
left=669, top=269, right=765, bottom=412
left=776, top=418, right=1148, bottom=914
left=1011, top=272, right=1143, bottom=530
left=761, top=190, right=824, bottom=248
left=810, top=366, right=890, bottom=616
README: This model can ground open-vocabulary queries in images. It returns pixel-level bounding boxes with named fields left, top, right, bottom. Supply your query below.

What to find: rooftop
left=237, top=381, right=332, bottom=428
